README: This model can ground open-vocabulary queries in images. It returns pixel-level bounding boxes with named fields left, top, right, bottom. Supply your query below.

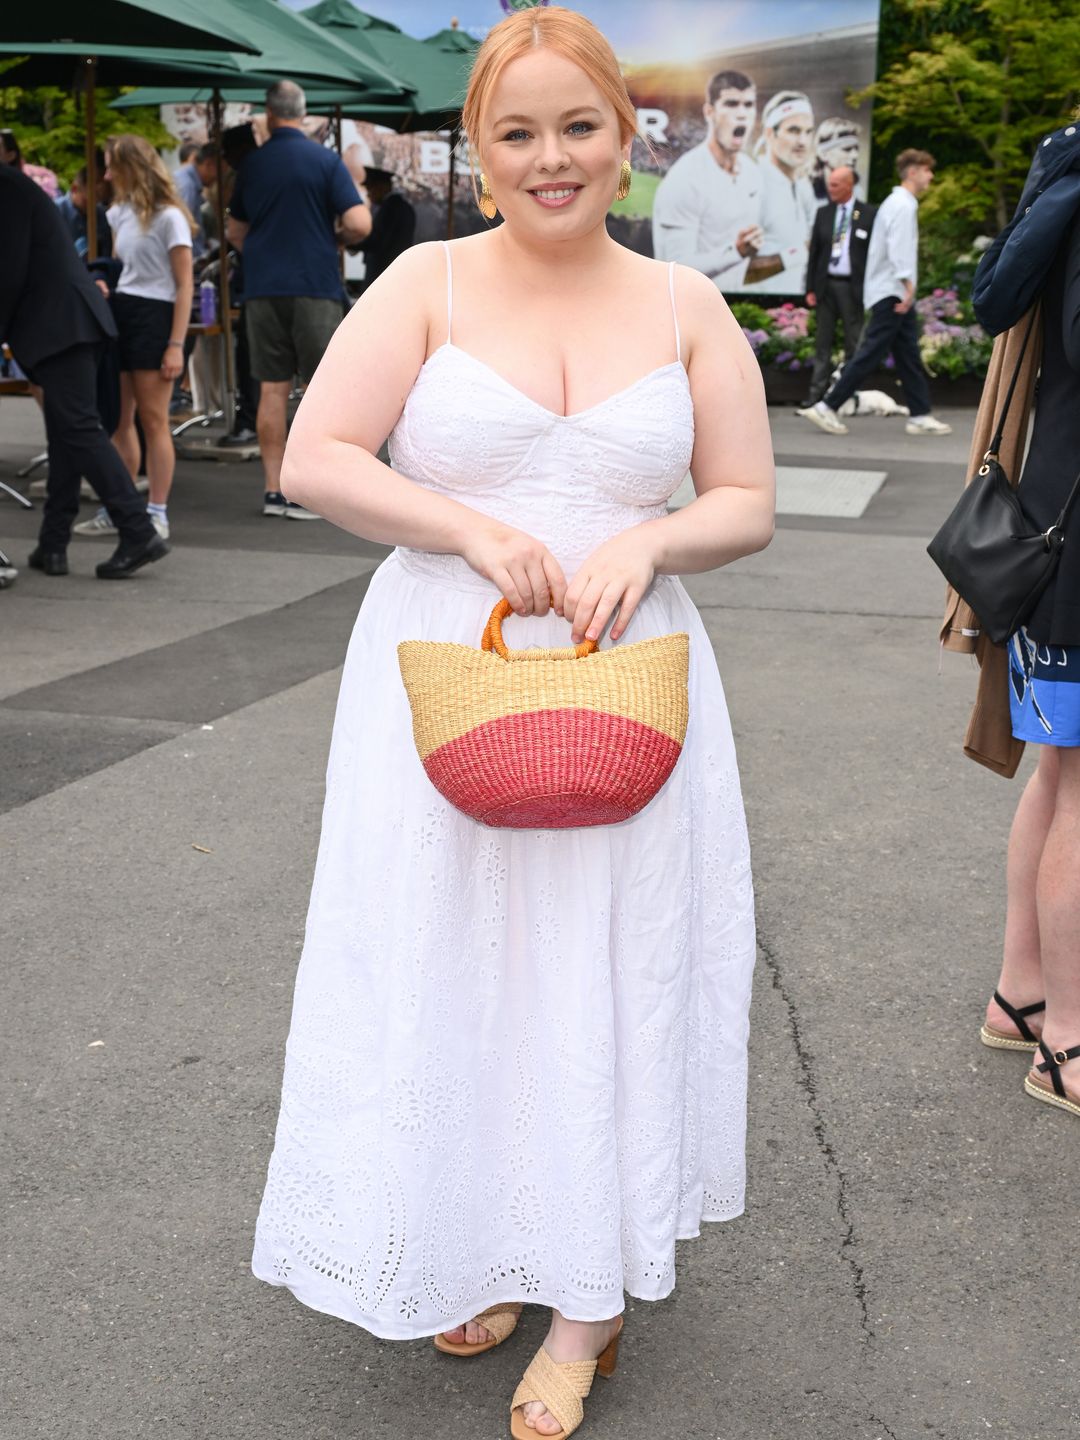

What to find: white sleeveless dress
left=251, top=249, right=756, bottom=1339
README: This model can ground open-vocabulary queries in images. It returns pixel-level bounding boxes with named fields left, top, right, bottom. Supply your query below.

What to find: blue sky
left=284, top=0, right=880, bottom=61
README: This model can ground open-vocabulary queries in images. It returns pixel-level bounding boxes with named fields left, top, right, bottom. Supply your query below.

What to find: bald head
left=826, top=165, right=855, bottom=203
left=266, top=80, right=306, bottom=127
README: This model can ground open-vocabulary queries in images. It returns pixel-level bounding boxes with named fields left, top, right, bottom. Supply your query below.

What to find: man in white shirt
left=746, top=91, right=817, bottom=294
left=652, top=70, right=763, bottom=290
left=799, top=148, right=953, bottom=436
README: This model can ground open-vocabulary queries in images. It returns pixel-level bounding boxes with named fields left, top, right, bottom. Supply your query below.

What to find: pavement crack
left=867, top=1410, right=901, bottom=1440
left=757, top=931, right=874, bottom=1343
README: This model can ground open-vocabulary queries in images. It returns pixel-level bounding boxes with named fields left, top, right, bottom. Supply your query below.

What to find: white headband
left=763, top=95, right=812, bottom=131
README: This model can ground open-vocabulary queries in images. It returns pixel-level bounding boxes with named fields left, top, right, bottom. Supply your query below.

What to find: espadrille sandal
left=1024, top=1038, right=1080, bottom=1118
left=509, top=1318, right=623, bottom=1439
left=433, top=1303, right=523, bottom=1356
left=979, top=991, right=1046, bottom=1051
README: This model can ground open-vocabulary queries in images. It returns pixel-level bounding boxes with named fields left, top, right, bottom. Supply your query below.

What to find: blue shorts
left=1009, top=629, right=1080, bottom=746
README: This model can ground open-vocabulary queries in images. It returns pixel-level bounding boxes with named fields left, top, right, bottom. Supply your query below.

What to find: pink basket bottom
left=421, top=707, right=683, bottom=829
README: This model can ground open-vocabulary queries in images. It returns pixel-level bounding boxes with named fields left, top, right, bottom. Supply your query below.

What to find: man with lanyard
left=801, top=165, right=874, bottom=405
left=226, top=80, right=370, bottom=518
left=652, top=69, right=763, bottom=290
left=746, top=91, right=817, bottom=294
left=799, top=148, right=953, bottom=436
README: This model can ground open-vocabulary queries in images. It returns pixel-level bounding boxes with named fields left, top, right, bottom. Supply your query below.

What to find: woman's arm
left=564, top=265, right=774, bottom=644
left=163, top=243, right=194, bottom=382
left=281, top=243, right=565, bottom=617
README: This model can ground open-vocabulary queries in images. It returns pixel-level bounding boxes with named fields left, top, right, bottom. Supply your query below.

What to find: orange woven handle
left=481, top=597, right=598, bottom=660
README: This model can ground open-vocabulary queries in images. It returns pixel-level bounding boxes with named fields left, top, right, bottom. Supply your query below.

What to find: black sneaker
left=263, top=491, right=288, bottom=516
left=217, top=427, right=258, bottom=448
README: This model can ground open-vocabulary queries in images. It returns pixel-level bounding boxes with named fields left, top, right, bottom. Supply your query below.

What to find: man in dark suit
left=803, top=167, right=875, bottom=405
left=0, top=164, right=168, bottom=578
left=355, top=166, right=416, bottom=293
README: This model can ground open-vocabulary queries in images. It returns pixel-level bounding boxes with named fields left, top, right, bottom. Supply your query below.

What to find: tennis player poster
left=291, top=0, right=882, bottom=296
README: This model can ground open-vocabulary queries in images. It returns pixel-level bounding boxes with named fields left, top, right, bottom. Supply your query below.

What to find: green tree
left=0, top=71, right=172, bottom=187
left=863, top=0, right=1080, bottom=287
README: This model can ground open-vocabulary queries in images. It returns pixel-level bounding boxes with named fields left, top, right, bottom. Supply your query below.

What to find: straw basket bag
left=397, top=598, right=690, bottom=829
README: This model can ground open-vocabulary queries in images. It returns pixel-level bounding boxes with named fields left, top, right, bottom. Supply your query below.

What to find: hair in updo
left=461, top=5, right=639, bottom=158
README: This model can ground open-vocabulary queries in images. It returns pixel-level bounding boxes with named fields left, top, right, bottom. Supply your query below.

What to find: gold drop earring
left=615, top=159, right=632, bottom=201
left=478, top=173, right=497, bottom=220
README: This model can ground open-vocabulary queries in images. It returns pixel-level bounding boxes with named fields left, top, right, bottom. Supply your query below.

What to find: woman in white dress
left=251, top=8, right=775, bottom=1436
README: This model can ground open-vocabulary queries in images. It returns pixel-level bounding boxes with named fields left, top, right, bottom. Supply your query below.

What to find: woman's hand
left=564, top=527, right=659, bottom=645
left=460, top=520, right=566, bottom=617
left=160, top=344, right=184, bottom=382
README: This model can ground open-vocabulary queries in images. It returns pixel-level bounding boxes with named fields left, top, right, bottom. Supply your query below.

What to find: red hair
left=461, top=6, right=638, bottom=156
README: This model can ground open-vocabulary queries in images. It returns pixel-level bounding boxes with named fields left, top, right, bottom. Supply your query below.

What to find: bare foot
left=985, top=993, right=1044, bottom=1041
left=440, top=1302, right=522, bottom=1348
left=520, top=1313, right=622, bottom=1435
left=1030, top=1032, right=1080, bottom=1104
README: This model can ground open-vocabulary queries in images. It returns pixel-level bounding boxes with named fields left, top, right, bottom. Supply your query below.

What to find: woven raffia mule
left=398, top=599, right=688, bottom=830
left=1025, top=1039, right=1080, bottom=1118
left=433, top=1303, right=523, bottom=1356
left=509, top=1318, right=623, bottom=1439
left=979, top=990, right=1046, bottom=1051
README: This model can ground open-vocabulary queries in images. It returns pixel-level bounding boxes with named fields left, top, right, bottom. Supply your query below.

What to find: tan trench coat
left=938, top=308, right=1042, bottom=778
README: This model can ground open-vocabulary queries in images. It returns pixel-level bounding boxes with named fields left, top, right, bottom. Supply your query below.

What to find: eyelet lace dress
left=251, top=246, right=757, bottom=1339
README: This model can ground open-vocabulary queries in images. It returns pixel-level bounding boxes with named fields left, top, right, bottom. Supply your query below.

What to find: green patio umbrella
left=299, top=0, right=469, bottom=126
left=16, top=0, right=259, bottom=53
left=422, top=24, right=481, bottom=56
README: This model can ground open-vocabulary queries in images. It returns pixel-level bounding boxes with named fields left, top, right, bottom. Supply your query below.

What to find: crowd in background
left=0, top=81, right=419, bottom=585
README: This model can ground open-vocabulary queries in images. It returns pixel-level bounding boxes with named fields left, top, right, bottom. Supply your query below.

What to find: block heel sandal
left=979, top=991, right=1046, bottom=1051
left=509, top=1317, right=623, bottom=1439
left=433, top=1302, right=522, bottom=1356
left=1025, top=1039, right=1080, bottom=1118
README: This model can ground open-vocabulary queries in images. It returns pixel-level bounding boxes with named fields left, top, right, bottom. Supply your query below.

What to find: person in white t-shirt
left=652, top=70, right=763, bottom=290
left=75, top=134, right=193, bottom=543
left=747, top=91, right=817, bottom=295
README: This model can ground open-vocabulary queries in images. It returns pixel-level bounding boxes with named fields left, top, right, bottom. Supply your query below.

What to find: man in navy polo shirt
left=226, top=80, right=370, bottom=518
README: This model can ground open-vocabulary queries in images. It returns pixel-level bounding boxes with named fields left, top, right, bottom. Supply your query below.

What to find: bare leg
left=987, top=747, right=1060, bottom=1037
left=1034, top=746, right=1080, bottom=1098
left=112, top=372, right=140, bottom=481
left=132, top=369, right=176, bottom=507
left=257, top=381, right=291, bottom=493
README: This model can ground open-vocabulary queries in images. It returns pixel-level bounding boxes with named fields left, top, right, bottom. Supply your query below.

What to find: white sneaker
left=796, top=401, right=848, bottom=435
left=73, top=509, right=118, bottom=537
left=78, top=477, right=148, bottom=499
left=283, top=501, right=322, bottom=520
left=150, top=514, right=170, bottom=540
left=906, top=414, right=953, bottom=435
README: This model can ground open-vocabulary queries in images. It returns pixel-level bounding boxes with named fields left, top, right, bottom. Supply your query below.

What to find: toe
left=521, top=1401, right=561, bottom=1436
left=442, top=1325, right=466, bottom=1344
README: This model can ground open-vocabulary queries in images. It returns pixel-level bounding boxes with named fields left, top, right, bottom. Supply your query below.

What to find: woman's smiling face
left=480, top=47, right=628, bottom=239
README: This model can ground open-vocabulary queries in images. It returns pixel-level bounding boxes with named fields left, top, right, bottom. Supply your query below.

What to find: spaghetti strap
left=441, top=240, right=453, bottom=344
left=667, top=261, right=682, bottom=364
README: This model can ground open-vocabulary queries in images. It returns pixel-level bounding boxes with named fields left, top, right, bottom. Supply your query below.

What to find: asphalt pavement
left=2, top=395, right=1077, bottom=1440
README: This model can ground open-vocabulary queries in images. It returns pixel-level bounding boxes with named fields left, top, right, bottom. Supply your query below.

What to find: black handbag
left=927, top=311, right=1080, bottom=646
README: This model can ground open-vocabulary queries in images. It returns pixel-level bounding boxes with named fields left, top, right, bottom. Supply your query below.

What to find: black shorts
left=112, top=292, right=175, bottom=372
